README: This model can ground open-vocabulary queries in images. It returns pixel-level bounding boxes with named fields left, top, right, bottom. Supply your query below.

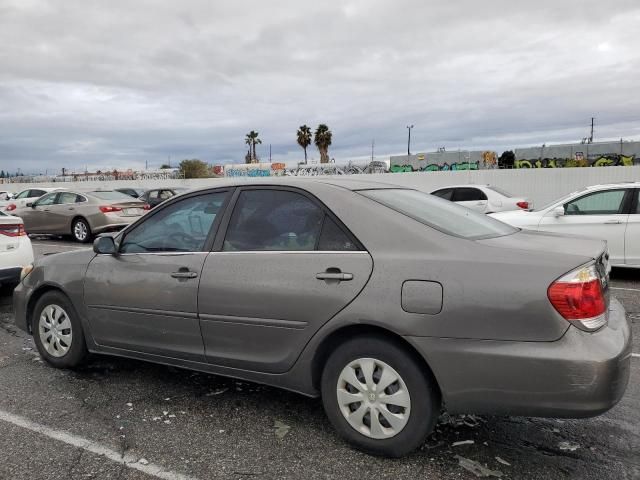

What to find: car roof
left=185, top=177, right=403, bottom=193
left=431, top=184, right=490, bottom=190
left=584, top=182, right=640, bottom=190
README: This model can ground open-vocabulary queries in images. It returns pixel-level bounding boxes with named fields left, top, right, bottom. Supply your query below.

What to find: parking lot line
left=633, top=353, right=640, bottom=358
left=0, top=409, right=198, bottom=480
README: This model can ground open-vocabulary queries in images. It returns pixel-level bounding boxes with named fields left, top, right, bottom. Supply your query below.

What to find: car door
left=198, top=187, right=374, bottom=374
left=83, top=190, right=231, bottom=360
left=20, top=192, right=58, bottom=233
left=538, top=188, right=631, bottom=265
left=45, top=191, right=81, bottom=233
left=624, top=189, right=640, bottom=265
left=452, top=187, right=489, bottom=212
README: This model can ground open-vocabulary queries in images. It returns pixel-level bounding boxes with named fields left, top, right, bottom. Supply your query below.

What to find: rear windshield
left=486, top=186, right=513, bottom=197
left=90, top=191, right=136, bottom=201
left=358, top=189, right=518, bottom=240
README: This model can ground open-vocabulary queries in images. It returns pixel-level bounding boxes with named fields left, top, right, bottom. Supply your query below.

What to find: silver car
left=13, top=179, right=631, bottom=457
left=17, top=190, right=149, bottom=242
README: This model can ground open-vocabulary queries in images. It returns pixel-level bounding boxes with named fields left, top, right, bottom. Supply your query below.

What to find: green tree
left=0, top=171, right=4, bottom=178
left=296, top=125, right=313, bottom=164
left=314, top=124, right=332, bottom=163
left=179, top=159, right=209, bottom=178
left=244, top=130, right=262, bottom=163
left=498, top=150, right=515, bottom=169
left=160, top=164, right=171, bottom=169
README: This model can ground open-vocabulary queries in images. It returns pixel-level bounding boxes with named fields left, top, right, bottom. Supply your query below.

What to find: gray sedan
left=16, top=190, right=149, bottom=242
left=13, top=179, right=631, bottom=457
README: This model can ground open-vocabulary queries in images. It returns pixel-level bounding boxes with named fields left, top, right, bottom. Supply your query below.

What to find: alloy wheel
left=38, top=304, right=73, bottom=358
left=74, top=221, right=88, bottom=241
left=336, top=358, right=411, bottom=439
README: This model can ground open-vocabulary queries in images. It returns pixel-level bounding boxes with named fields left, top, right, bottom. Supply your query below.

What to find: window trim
left=212, top=185, right=366, bottom=253
left=562, top=188, right=632, bottom=216
left=115, top=188, right=234, bottom=255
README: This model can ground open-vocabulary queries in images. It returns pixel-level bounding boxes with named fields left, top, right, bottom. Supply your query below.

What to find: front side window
left=35, top=193, right=57, bottom=206
left=454, top=188, right=487, bottom=202
left=431, top=188, right=453, bottom=200
left=15, top=190, right=31, bottom=199
left=223, top=190, right=324, bottom=251
left=359, top=188, right=517, bottom=240
left=564, top=190, right=626, bottom=215
left=120, top=192, right=227, bottom=253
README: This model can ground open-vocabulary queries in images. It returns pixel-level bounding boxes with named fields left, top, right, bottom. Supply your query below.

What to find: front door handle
left=171, top=269, right=198, bottom=279
left=604, top=220, right=622, bottom=224
left=316, top=270, right=353, bottom=282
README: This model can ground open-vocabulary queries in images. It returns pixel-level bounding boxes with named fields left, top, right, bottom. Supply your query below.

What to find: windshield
left=90, top=191, right=137, bottom=201
left=533, top=190, right=583, bottom=211
left=486, top=186, right=513, bottom=198
left=358, top=189, right=518, bottom=240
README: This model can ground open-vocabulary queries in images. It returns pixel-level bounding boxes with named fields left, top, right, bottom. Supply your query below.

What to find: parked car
left=0, top=190, right=14, bottom=201
left=2, top=187, right=63, bottom=212
left=16, top=190, right=149, bottom=243
left=0, top=211, right=34, bottom=287
left=431, top=184, right=531, bottom=213
left=139, top=187, right=189, bottom=208
left=14, top=179, right=630, bottom=457
left=491, top=182, right=639, bottom=268
left=115, top=187, right=145, bottom=199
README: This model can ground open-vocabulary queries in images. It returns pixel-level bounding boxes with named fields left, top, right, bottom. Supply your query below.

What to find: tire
left=321, top=335, right=439, bottom=457
left=72, top=218, right=92, bottom=243
left=31, top=291, right=87, bottom=368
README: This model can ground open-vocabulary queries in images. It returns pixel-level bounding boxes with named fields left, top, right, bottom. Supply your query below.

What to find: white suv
left=491, top=182, right=640, bottom=268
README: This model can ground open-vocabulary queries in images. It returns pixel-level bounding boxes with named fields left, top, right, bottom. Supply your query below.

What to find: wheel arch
left=71, top=215, right=91, bottom=232
left=310, top=324, right=442, bottom=403
left=25, top=284, right=73, bottom=334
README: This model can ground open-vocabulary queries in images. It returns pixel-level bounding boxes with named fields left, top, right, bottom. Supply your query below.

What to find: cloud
left=0, top=0, right=639, bottom=173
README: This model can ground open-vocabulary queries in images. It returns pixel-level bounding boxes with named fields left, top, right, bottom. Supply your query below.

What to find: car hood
left=490, top=209, right=543, bottom=227
left=36, top=248, right=95, bottom=268
left=476, top=229, right=606, bottom=264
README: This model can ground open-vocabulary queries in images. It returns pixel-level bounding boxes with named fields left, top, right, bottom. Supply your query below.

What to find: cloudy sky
left=1, top=0, right=639, bottom=174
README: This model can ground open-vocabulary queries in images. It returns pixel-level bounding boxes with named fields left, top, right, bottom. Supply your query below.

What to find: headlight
left=20, top=264, right=34, bottom=283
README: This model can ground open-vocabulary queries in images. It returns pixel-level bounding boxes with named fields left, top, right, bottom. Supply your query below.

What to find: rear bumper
left=407, top=297, right=632, bottom=418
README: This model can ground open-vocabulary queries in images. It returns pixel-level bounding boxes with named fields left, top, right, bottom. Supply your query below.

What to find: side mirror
left=553, top=206, right=565, bottom=217
left=27, top=202, right=34, bottom=208
left=93, top=236, right=116, bottom=255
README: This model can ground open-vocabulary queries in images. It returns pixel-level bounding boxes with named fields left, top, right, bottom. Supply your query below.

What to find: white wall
left=7, top=166, right=640, bottom=207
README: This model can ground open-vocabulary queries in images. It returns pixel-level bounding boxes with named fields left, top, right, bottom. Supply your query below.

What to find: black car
left=139, top=188, right=188, bottom=208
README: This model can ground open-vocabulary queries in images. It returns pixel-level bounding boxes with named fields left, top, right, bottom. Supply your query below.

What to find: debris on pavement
left=274, top=420, right=291, bottom=439
left=495, top=457, right=511, bottom=466
left=456, top=456, right=503, bottom=478
left=206, top=387, right=229, bottom=396
left=558, top=441, right=580, bottom=451
left=452, top=440, right=475, bottom=447
left=138, top=458, right=149, bottom=465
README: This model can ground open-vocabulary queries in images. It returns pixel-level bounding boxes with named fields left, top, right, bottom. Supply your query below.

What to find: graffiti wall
left=390, top=151, right=496, bottom=173
left=220, top=161, right=389, bottom=177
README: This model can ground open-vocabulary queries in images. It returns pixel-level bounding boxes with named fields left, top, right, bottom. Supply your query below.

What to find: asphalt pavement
left=0, top=237, right=637, bottom=480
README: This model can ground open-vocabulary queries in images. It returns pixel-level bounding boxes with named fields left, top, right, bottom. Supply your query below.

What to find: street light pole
left=406, top=125, right=414, bottom=156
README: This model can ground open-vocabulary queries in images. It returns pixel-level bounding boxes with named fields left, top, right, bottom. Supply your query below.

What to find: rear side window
left=431, top=188, right=453, bottom=200
left=223, top=190, right=324, bottom=251
left=453, top=188, right=487, bottom=201
left=318, top=216, right=359, bottom=251
left=57, top=192, right=80, bottom=204
left=359, top=189, right=517, bottom=240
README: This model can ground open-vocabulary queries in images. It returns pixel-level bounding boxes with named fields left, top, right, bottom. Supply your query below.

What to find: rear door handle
left=316, top=271, right=353, bottom=281
left=604, top=220, right=622, bottom=224
left=171, top=270, right=198, bottom=279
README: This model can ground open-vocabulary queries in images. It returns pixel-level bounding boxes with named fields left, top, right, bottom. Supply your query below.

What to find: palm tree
left=296, top=125, right=313, bottom=164
left=244, top=130, right=262, bottom=163
left=314, top=124, right=332, bottom=163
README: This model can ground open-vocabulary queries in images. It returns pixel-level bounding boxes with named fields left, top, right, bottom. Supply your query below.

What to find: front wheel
left=321, top=335, right=439, bottom=457
left=32, top=291, right=87, bottom=368
left=72, top=218, right=92, bottom=243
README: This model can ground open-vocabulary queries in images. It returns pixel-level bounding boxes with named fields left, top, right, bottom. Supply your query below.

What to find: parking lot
left=0, top=237, right=637, bottom=480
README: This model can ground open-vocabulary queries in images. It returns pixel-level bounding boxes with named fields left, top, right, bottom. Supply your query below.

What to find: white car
left=430, top=184, right=531, bottom=214
left=491, top=182, right=640, bottom=268
left=0, top=211, right=34, bottom=286
left=2, top=187, right=63, bottom=213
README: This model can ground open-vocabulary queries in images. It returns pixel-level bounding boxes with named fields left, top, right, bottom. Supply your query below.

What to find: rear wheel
left=72, top=218, right=91, bottom=243
left=321, top=335, right=439, bottom=457
left=32, top=291, right=87, bottom=368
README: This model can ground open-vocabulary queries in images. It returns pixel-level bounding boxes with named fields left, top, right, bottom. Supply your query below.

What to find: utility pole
left=589, top=117, right=594, bottom=144
left=269, top=144, right=272, bottom=163
left=371, top=139, right=375, bottom=162
left=406, top=125, right=414, bottom=156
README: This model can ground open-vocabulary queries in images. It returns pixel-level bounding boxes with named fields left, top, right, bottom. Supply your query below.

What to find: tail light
left=5, top=204, right=16, bottom=212
left=0, top=223, right=26, bottom=237
left=143, top=204, right=151, bottom=210
left=548, top=263, right=608, bottom=331
left=516, top=201, right=529, bottom=209
left=99, top=205, right=123, bottom=213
